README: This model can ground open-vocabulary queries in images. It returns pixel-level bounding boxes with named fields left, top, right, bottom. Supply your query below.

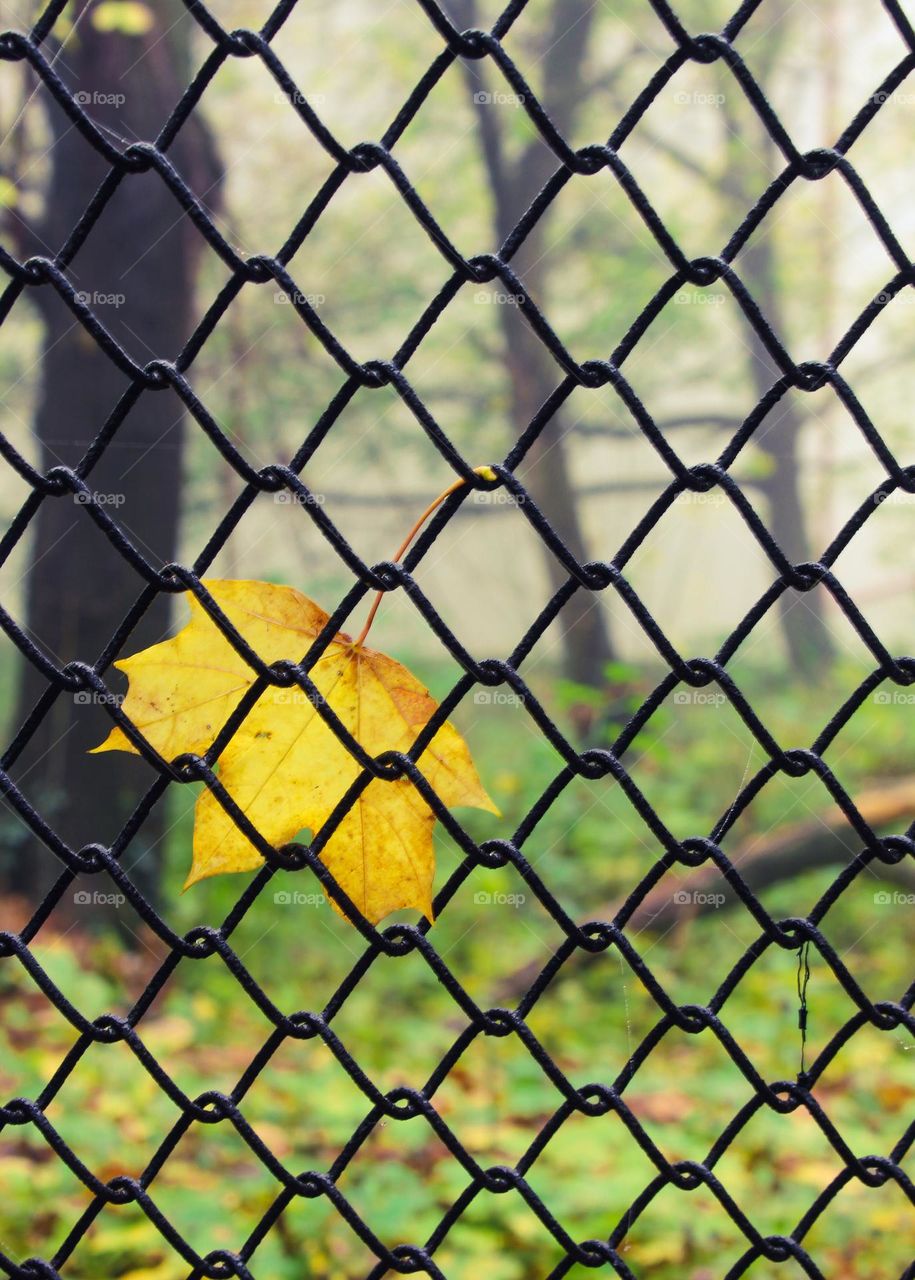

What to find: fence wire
left=0, top=0, right=914, bottom=1277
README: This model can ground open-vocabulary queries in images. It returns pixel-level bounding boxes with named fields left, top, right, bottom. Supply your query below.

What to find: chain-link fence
left=0, top=0, right=914, bottom=1277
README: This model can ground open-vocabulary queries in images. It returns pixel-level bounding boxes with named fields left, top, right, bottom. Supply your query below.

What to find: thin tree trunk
left=502, top=294, right=612, bottom=687
left=456, top=0, right=615, bottom=688
left=718, top=28, right=835, bottom=676
left=735, top=224, right=835, bottom=676
left=614, top=26, right=835, bottom=676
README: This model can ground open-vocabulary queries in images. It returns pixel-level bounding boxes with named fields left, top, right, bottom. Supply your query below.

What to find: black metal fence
left=0, top=1, right=914, bottom=1277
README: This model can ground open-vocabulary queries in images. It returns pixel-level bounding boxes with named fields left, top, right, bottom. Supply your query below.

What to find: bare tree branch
left=318, top=471, right=761, bottom=510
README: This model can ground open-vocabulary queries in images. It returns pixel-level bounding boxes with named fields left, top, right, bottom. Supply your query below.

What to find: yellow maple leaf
left=93, top=579, right=497, bottom=923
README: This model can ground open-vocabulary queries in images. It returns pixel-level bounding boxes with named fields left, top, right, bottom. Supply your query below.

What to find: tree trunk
left=737, top=235, right=835, bottom=676
left=457, top=0, right=615, bottom=688
left=717, top=28, right=835, bottom=677
left=502, top=297, right=613, bottom=688
left=4, top=2, right=220, bottom=919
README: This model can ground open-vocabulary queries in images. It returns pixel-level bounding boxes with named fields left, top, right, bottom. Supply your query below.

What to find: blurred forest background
left=0, top=0, right=913, bottom=1276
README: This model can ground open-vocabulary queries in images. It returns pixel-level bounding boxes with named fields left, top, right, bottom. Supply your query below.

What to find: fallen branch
left=499, top=777, right=915, bottom=999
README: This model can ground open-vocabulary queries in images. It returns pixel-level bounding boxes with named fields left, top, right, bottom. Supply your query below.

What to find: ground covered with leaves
left=1, top=658, right=912, bottom=1278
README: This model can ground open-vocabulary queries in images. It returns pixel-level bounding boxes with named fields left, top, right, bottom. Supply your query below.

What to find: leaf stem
left=354, top=465, right=495, bottom=647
